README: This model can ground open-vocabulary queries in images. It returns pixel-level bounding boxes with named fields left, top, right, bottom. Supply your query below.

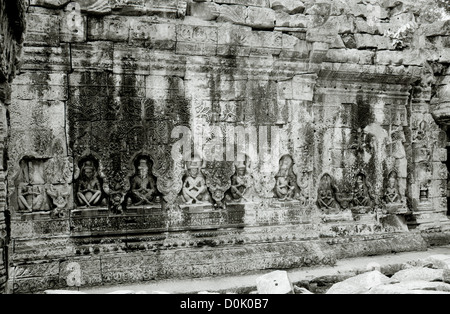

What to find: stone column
left=0, top=0, right=26, bottom=294
left=410, top=71, right=450, bottom=232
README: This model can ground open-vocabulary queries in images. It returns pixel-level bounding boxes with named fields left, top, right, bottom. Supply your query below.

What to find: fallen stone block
left=189, top=2, right=220, bottom=21
left=256, top=270, right=293, bottom=294
left=326, top=271, right=391, bottom=294
left=422, top=255, right=450, bottom=270
left=391, top=267, right=444, bottom=283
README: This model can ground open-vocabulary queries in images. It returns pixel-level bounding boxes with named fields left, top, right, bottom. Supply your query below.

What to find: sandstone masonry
left=4, top=0, right=450, bottom=293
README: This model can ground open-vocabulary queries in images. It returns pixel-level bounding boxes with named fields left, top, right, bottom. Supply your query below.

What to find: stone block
left=292, top=74, right=316, bottom=101
left=325, top=49, right=374, bottom=65
left=423, top=255, right=450, bottom=270
left=176, top=24, right=218, bottom=56
left=30, top=0, right=112, bottom=14
left=71, top=41, right=114, bottom=71
left=113, top=45, right=158, bottom=75
left=355, top=17, right=381, bottom=35
left=130, top=20, right=176, bottom=50
left=216, top=23, right=253, bottom=56
left=10, top=220, right=34, bottom=238
left=188, top=1, right=220, bottom=20
left=25, top=13, right=60, bottom=47
left=275, top=12, right=310, bottom=28
left=424, top=20, right=450, bottom=37
left=60, top=2, right=86, bottom=43
left=9, top=99, right=66, bottom=133
left=354, top=34, right=392, bottom=50
left=250, top=31, right=282, bottom=55
left=306, top=30, right=345, bottom=48
left=375, top=50, right=426, bottom=66
left=270, top=0, right=305, bottom=14
left=391, top=267, right=444, bottom=283
left=247, top=6, right=276, bottom=29
left=20, top=45, right=71, bottom=72
left=29, top=0, right=71, bottom=8
left=279, top=34, right=309, bottom=58
left=11, top=73, right=67, bottom=101
left=256, top=270, right=293, bottom=294
left=87, top=16, right=131, bottom=42
left=326, top=271, right=391, bottom=294
left=217, top=4, right=248, bottom=26
left=320, top=15, right=355, bottom=34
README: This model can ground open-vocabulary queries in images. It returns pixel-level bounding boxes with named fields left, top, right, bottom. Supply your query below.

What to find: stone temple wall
left=0, top=0, right=26, bottom=294
left=5, top=0, right=450, bottom=293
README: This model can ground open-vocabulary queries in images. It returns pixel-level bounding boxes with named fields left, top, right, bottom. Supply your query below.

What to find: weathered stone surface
left=87, top=16, right=131, bottom=42
left=129, top=20, right=176, bottom=49
left=256, top=270, right=293, bottom=294
left=247, top=6, right=276, bottom=29
left=326, top=271, right=392, bottom=294
left=270, top=0, right=305, bottom=14
left=354, top=34, right=392, bottom=50
left=25, top=13, right=60, bottom=47
left=5, top=0, right=450, bottom=295
left=391, top=267, right=444, bottom=282
left=424, top=20, right=450, bottom=37
left=60, top=2, right=87, bottom=43
left=422, top=255, right=450, bottom=270
left=189, top=2, right=220, bottom=21
left=375, top=50, right=426, bottom=66
left=326, top=49, right=374, bottom=65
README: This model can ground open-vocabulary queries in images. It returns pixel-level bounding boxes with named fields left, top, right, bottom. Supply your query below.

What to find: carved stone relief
left=274, top=155, right=300, bottom=202
left=384, top=171, right=401, bottom=204
left=75, top=157, right=103, bottom=208
left=351, top=172, right=373, bottom=212
left=316, top=173, right=340, bottom=214
left=128, top=156, right=161, bottom=207
left=226, top=155, right=253, bottom=204
left=16, top=158, right=50, bottom=213
left=180, top=157, right=211, bottom=206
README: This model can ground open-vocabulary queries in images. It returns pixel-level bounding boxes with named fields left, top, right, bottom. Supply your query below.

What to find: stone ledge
left=9, top=232, right=426, bottom=293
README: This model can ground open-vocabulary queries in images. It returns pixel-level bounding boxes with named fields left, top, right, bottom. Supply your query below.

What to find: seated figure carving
left=130, top=157, right=159, bottom=206
left=229, top=161, right=249, bottom=202
left=317, top=173, right=339, bottom=213
left=385, top=172, right=401, bottom=204
left=352, top=173, right=371, bottom=207
left=76, top=160, right=102, bottom=208
left=18, top=183, right=47, bottom=212
left=18, top=183, right=35, bottom=211
left=182, top=159, right=210, bottom=204
left=274, top=155, right=298, bottom=201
